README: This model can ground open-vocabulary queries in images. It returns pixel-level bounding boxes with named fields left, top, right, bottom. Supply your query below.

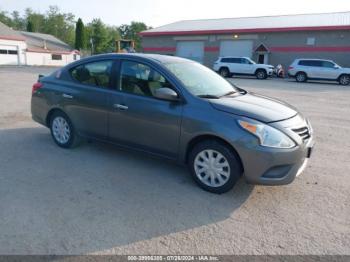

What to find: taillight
left=288, top=66, right=294, bottom=70
left=32, top=82, right=43, bottom=94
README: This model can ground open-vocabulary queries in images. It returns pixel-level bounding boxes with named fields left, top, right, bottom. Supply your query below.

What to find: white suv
left=213, top=57, right=274, bottom=79
left=288, top=59, right=350, bottom=85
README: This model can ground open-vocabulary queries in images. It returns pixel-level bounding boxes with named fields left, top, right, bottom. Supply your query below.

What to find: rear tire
left=339, top=74, right=350, bottom=86
left=188, top=140, right=242, bottom=194
left=255, top=69, right=267, bottom=80
left=219, top=67, right=230, bottom=78
left=50, top=111, right=80, bottom=148
left=295, top=72, right=307, bottom=83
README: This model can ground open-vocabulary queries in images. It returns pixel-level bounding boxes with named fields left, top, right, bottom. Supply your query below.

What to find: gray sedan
left=31, top=54, right=314, bottom=194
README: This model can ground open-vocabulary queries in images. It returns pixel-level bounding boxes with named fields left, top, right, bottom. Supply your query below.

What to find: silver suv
left=213, top=57, right=274, bottom=79
left=288, top=59, right=350, bottom=85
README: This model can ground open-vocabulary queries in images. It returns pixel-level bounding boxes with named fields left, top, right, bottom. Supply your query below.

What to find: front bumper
left=233, top=115, right=314, bottom=185
left=241, top=137, right=314, bottom=185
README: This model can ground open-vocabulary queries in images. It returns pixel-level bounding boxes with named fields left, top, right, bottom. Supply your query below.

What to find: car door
left=62, top=59, right=114, bottom=139
left=228, top=58, right=242, bottom=74
left=240, top=58, right=254, bottom=74
left=319, top=61, right=339, bottom=80
left=108, top=59, right=183, bottom=159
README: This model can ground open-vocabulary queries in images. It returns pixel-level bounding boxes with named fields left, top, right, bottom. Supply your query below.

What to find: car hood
left=210, top=92, right=298, bottom=123
left=340, top=67, right=350, bottom=73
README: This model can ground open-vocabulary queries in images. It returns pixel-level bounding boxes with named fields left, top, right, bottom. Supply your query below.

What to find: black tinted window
left=298, top=60, right=322, bottom=67
left=52, top=54, right=62, bottom=60
left=322, top=61, right=335, bottom=68
left=221, top=58, right=240, bottom=63
left=71, top=60, right=113, bottom=88
left=119, top=61, right=173, bottom=97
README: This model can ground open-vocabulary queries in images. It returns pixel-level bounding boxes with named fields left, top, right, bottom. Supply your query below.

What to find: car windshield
left=164, top=62, right=238, bottom=98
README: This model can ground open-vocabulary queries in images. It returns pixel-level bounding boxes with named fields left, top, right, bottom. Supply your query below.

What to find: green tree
left=26, top=20, right=34, bottom=32
left=0, top=10, right=13, bottom=27
left=25, top=8, right=46, bottom=33
left=44, top=6, right=75, bottom=46
left=87, top=18, right=109, bottom=54
left=75, top=18, right=86, bottom=50
left=11, top=11, right=25, bottom=30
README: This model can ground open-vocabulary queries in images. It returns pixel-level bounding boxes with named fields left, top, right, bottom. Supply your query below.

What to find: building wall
left=0, top=39, right=27, bottom=65
left=25, top=52, right=79, bottom=66
left=141, top=30, right=350, bottom=69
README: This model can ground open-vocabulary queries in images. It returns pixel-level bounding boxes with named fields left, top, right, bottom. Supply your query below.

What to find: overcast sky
left=0, top=0, right=349, bottom=27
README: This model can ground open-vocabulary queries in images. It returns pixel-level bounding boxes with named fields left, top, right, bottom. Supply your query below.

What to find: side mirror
left=334, top=66, right=340, bottom=69
left=154, top=87, right=179, bottom=101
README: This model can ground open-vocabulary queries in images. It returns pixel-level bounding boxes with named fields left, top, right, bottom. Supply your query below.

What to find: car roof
left=75, top=53, right=194, bottom=65
left=220, top=56, right=249, bottom=59
left=295, top=58, right=334, bottom=62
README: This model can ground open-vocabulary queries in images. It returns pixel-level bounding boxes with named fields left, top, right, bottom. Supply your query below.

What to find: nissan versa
left=31, top=54, right=314, bottom=194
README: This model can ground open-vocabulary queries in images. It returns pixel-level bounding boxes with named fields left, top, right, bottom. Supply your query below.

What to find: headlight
left=238, top=120, right=296, bottom=148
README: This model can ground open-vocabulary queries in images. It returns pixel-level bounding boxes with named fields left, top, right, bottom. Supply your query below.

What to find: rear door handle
left=62, top=93, right=73, bottom=99
left=113, top=104, right=128, bottom=110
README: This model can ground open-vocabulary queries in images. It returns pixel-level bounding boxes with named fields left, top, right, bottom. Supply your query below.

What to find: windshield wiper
left=197, top=94, right=220, bottom=99
left=219, top=91, right=237, bottom=97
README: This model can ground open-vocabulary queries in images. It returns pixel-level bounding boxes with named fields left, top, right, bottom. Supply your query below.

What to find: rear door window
left=299, top=60, right=323, bottom=67
left=71, top=60, right=113, bottom=88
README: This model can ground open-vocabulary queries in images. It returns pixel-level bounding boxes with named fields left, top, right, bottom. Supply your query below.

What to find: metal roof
left=19, top=31, right=73, bottom=52
left=0, top=21, right=25, bottom=40
left=141, top=11, right=350, bottom=36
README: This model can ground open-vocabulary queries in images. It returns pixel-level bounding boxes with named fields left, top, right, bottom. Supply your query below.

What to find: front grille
left=292, top=126, right=311, bottom=142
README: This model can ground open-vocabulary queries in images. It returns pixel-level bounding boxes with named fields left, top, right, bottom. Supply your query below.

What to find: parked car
left=213, top=57, right=274, bottom=79
left=288, top=59, right=350, bottom=85
left=31, top=54, right=314, bottom=194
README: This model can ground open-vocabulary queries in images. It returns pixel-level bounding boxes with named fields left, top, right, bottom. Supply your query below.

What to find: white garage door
left=176, top=41, right=204, bottom=63
left=219, top=41, right=253, bottom=58
left=0, top=44, right=19, bottom=65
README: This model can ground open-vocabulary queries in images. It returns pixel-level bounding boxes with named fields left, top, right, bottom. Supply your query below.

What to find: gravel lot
left=0, top=66, right=349, bottom=255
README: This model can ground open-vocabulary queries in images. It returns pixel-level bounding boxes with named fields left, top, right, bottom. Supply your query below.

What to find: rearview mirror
left=154, top=88, right=179, bottom=101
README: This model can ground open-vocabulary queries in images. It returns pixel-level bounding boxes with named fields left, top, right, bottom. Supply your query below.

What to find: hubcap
left=194, top=150, right=230, bottom=188
left=52, top=117, right=70, bottom=144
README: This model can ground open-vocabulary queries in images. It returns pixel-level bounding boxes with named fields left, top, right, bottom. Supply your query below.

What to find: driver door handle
left=113, top=104, right=128, bottom=110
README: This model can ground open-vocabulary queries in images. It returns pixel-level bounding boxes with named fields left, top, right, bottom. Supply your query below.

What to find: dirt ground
left=0, top=66, right=349, bottom=255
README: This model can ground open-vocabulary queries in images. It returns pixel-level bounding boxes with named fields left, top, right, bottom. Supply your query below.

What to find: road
left=0, top=66, right=349, bottom=255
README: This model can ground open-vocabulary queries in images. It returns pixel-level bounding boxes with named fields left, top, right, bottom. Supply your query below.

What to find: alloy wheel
left=340, top=75, right=350, bottom=85
left=52, top=116, right=71, bottom=144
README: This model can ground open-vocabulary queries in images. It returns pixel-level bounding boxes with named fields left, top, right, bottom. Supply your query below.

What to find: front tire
left=256, top=69, right=267, bottom=80
left=339, top=74, right=350, bottom=86
left=219, top=67, right=230, bottom=78
left=50, top=111, right=79, bottom=148
left=188, top=140, right=242, bottom=194
left=295, top=72, right=307, bottom=82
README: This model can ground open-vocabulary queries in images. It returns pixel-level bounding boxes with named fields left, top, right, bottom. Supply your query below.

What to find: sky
left=0, top=0, right=349, bottom=28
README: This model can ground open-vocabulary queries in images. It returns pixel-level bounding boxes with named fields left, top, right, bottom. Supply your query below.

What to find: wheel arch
left=185, top=134, right=244, bottom=172
left=296, top=71, right=308, bottom=77
left=337, top=73, right=350, bottom=81
left=45, top=107, right=68, bottom=127
left=254, top=68, right=267, bottom=74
